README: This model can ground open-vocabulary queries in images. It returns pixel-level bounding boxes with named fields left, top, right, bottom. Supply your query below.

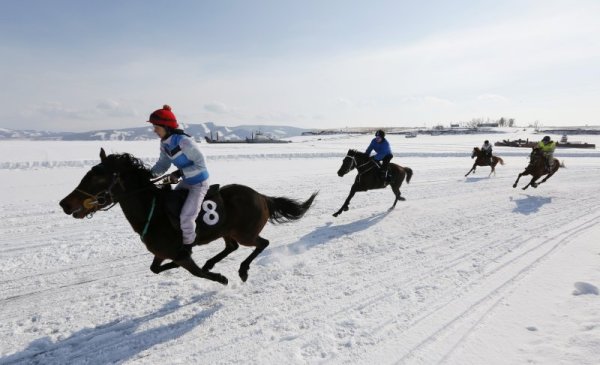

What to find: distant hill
left=0, top=123, right=309, bottom=141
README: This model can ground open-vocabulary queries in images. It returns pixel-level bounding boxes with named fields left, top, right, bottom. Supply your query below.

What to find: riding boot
left=380, top=168, right=387, bottom=181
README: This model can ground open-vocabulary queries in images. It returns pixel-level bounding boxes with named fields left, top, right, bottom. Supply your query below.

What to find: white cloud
left=95, top=100, right=139, bottom=118
left=477, top=94, right=509, bottom=103
left=203, top=102, right=228, bottom=114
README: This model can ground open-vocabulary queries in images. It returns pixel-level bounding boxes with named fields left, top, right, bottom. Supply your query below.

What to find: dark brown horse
left=465, top=147, right=505, bottom=177
left=59, top=149, right=317, bottom=285
left=513, top=146, right=560, bottom=190
left=333, top=149, right=413, bottom=217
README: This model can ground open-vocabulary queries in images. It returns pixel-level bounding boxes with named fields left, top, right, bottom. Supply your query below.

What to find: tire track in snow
left=388, top=213, right=600, bottom=364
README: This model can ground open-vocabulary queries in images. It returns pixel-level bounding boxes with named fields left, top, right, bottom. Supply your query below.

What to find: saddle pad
left=165, top=184, right=226, bottom=232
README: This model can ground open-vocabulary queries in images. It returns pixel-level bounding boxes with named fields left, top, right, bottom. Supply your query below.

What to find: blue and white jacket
left=365, top=138, right=392, bottom=161
left=151, top=134, right=209, bottom=185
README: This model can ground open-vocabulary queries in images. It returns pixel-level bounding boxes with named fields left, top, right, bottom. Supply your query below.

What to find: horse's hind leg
left=239, top=236, right=269, bottom=282
left=523, top=177, right=539, bottom=190
left=174, top=250, right=228, bottom=285
left=150, top=256, right=180, bottom=274
left=203, top=237, right=239, bottom=271
left=389, top=184, right=405, bottom=210
left=538, top=168, right=558, bottom=186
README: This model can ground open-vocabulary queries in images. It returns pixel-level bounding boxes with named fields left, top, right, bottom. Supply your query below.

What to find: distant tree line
left=462, top=117, right=516, bottom=128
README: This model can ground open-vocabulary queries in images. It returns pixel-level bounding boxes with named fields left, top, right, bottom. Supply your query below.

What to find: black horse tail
left=266, top=192, right=318, bottom=223
left=405, top=167, right=413, bottom=184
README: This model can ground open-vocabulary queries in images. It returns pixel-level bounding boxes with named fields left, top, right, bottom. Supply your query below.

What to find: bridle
left=342, top=153, right=378, bottom=177
left=76, top=173, right=124, bottom=215
left=74, top=169, right=171, bottom=219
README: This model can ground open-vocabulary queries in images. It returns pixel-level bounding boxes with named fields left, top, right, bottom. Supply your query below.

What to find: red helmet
left=147, top=105, right=178, bottom=129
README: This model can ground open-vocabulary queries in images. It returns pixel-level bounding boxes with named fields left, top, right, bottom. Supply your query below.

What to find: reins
left=345, top=153, right=377, bottom=176
left=76, top=172, right=171, bottom=219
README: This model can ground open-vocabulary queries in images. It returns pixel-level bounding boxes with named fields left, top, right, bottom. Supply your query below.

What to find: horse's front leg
left=465, top=163, right=477, bottom=177
left=513, top=172, right=525, bottom=188
left=150, top=255, right=180, bottom=274
left=333, top=185, right=357, bottom=217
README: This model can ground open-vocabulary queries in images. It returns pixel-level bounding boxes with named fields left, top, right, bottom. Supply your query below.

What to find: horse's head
left=337, top=149, right=359, bottom=177
left=59, top=148, right=151, bottom=218
left=471, top=147, right=480, bottom=159
left=530, top=146, right=542, bottom=158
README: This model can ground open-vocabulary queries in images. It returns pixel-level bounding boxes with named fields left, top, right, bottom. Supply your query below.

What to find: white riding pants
left=175, top=179, right=209, bottom=245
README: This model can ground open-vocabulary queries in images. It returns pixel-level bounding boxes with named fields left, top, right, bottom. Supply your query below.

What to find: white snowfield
left=1, top=132, right=599, bottom=365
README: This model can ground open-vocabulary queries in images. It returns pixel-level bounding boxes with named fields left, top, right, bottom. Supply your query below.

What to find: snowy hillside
left=0, top=133, right=599, bottom=364
left=0, top=123, right=308, bottom=141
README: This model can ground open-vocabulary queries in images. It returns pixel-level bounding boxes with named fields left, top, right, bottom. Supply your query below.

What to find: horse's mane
left=348, top=149, right=369, bottom=158
left=104, top=153, right=153, bottom=180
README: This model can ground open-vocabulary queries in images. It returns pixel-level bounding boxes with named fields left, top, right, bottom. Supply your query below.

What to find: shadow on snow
left=511, top=194, right=553, bottom=215
left=2, top=292, right=221, bottom=365
left=259, top=210, right=391, bottom=262
left=464, top=176, right=490, bottom=183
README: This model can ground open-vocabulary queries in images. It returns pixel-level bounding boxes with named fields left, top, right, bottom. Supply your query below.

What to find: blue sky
left=1, top=0, right=599, bottom=131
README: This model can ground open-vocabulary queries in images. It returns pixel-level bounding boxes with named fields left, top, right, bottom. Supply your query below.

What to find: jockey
left=481, top=140, right=493, bottom=165
left=365, top=129, right=393, bottom=180
left=148, top=105, right=209, bottom=246
left=537, top=135, right=556, bottom=172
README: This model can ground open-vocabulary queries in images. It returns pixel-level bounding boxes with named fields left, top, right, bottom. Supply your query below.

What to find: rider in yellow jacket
left=537, top=136, right=556, bottom=171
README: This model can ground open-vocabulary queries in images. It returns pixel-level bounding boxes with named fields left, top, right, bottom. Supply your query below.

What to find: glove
left=167, top=170, right=182, bottom=184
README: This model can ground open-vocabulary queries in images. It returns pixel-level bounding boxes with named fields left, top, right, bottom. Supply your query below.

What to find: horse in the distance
left=513, top=146, right=560, bottom=190
left=60, top=149, right=317, bottom=285
left=333, top=149, right=413, bottom=217
left=465, top=147, right=505, bottom=177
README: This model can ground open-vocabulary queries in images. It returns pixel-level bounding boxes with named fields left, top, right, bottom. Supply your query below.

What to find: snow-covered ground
left=1, top=132, right=599, bottom=364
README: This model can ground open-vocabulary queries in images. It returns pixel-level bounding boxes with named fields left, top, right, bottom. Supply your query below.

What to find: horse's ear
left=100, top=148, right=107, bottom=162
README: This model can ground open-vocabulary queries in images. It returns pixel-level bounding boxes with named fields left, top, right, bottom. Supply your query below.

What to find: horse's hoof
left=343, top=206, right=349, bottom=211
left=398, top=196, right=406, bottom=201
left=213, top=273, right=228, bottom=285
left=332, top=212, right=339, bottom=217
left=512, top=184, right=517, bottom=188
left=239, top=270, right=248, bottom=282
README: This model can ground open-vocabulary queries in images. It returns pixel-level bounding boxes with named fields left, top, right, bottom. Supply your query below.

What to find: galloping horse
left=333, top=149, right=413, bottom=217
left=59, top=149, right=317, bottom=285
left=513, top=146, right=560, bottom=190
left=465, top=147, right=505, bottom=177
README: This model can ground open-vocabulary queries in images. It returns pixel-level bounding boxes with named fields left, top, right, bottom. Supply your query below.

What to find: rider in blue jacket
left=365, top=129, right=393, bottom=180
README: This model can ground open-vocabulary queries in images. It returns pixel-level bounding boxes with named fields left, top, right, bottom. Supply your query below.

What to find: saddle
left=374, top=160, right=392, bottom=183
left=164, top=184, right=226, bottom=232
